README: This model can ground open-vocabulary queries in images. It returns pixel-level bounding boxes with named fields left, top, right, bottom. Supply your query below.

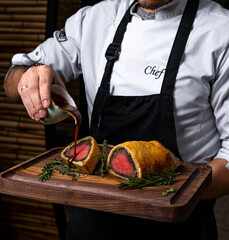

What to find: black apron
left=89, top=0, right=192, bottom=158
left=66, top=0, right=217, bottom=239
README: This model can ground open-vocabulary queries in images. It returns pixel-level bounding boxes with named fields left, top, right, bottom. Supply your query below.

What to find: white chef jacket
left=12, top=0, right=229, bottom=168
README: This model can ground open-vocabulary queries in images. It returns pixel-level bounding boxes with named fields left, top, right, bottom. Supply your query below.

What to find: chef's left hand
left=202, top=158, right=229, bottom=199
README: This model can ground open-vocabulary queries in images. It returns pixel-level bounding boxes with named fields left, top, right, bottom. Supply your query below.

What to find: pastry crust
left=61, top=136, right=101, bottom=174
left=106, top=140, right=180, bottom=179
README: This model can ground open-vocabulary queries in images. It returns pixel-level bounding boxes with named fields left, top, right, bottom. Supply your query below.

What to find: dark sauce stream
left=51, top=91, right=82, bottom=168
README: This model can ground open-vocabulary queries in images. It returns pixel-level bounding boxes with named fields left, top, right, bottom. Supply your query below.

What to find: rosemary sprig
left=38, top=160, right=61, bottom=182
left=95, top=139, right=109, bottom=177
left=38, top=159, right=87, bottom=181
left=117, top=170, right=178, bottom=189
left=58, top=163, right=86, bottom=181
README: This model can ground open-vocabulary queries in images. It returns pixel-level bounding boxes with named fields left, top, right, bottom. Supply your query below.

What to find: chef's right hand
left=18, top=64, right=66, bottom=121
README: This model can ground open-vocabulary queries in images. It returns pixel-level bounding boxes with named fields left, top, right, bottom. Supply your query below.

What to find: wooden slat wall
left=0, top=0, right=81, bottom=239
left=0, top=0, right=47, bottom=172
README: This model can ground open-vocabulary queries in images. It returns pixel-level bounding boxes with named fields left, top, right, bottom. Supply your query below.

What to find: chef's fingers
left=39, top=66, right=66, bottom=109
left=38, top=65, right=54, bottom=109
left=28, top=72, right=47, bottom=121
left=20, top=77, right=45, bottom=120
left=18, top=65, right=47, bottom=121
left=18, top=80, right=38, bottom=120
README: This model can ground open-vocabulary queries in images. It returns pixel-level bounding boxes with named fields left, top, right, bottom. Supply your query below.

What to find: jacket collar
left=131, top=0, right=189, bottom=20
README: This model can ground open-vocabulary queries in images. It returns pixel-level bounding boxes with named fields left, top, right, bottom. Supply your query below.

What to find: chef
left=4, top=0, right=229, bottom=239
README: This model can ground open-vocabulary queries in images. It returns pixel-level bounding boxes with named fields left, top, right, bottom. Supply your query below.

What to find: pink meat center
left=66, top=140, right=91, bottom=161
left=110, top=149, right=135, bottom=177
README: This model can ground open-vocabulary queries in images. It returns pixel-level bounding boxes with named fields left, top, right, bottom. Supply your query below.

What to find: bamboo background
left=0, top=0, right=81, bottom=240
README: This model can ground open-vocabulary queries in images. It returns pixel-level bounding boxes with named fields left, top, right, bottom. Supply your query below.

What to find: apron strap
left=90, top=0, right=137, bottom=138
left=161, top=0, right=199, bottom=95
left=101, top=0, right=138, bottom=91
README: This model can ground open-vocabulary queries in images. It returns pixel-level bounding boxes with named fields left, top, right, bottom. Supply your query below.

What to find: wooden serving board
left=0, top=147, right=211, bottom=223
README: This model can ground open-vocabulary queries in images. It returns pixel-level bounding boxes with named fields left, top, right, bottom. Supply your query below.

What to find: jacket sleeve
left=11, top=6, right=91, bottom=83
left=211, top=45, right=229, bottom=169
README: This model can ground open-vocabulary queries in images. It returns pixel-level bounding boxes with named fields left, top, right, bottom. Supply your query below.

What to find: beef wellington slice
left=61, top=136, right=101, bottom=174
left=106, top=140, right=180, bottom=179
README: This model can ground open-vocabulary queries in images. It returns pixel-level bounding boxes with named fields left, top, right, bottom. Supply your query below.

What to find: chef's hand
left=17, top=65, right=66, bottom=121
left=202, top=158, right=229, bottom=199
